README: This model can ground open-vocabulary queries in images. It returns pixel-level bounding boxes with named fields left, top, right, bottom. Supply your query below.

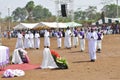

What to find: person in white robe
left=12, top=48, right=30, bottom=64
left=40, top=48, right=58, bottom=69
left=64, top=30, right=67, bottom=48
left=78, top=28, right=85, bottom=52
left=86, top=28, right=98, bottom=62
left=56, top=29, right=62, bottom=48
left=34, top=31, right=40, bottom=49
left=97, top=29, right=104, bottom=53
left=29, top=31, right=34, bottom=48
left=15, top=32, right=24, bottom=49
left=64, top=27, right=72, bottom=49
left=44, top=29, right=50, bottom=48
left=72, top=27, right=78, bottom=48
left=24, top=32, right=30, bottom=49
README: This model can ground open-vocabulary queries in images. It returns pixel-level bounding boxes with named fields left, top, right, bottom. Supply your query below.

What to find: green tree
left=25, top=1, right=35, bottom=21
left=74, top=8, right=86, bottom=20
left=32, top=5, right=52, bottom=21
left=12, top=7, right=27, bottom=21
left=32, top=5, right=43, bottom=21
left=42, top=8, right=52, bottom=18
left=74, top=7, right=100, bottom=23
left=101, top=4, right=120, bottom=18
left=85, top=6, right=97, bottom=20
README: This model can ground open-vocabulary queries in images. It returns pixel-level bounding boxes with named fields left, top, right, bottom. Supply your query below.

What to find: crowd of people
left=1, top=23, right=120, bottom=70
left=13, top=25, right=105, bottom=63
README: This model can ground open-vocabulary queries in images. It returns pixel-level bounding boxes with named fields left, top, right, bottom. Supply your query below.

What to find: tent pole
left=55, top=0, right=60, bottom=30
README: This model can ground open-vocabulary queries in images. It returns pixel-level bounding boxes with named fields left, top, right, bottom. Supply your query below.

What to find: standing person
left=15, top=31, right=24, bottom=49
left=34, top=31, right=40, bottom=49
left=44, top=29, right=50, bottom=48
left=86, top=28, right=98, bottom=62
left=72, top=27, right=78, bottom=48
left=64, top=29, right=67, bottom=48
left=56, top=29, right=62, bottom=48
left=78, top=28, right=85, bottom=52
left=7, top=31, right=11, bottom=39
left=24, top=31, right=30, bottom=49
left=64, top=27, right=72, bottom=49
left=97, top=29, right=104, bottom=53
left=29, top=30, right=34, bottom=49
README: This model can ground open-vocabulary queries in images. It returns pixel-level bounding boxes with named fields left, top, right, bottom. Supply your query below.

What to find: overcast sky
left=0, top=0, right=118, bottom=18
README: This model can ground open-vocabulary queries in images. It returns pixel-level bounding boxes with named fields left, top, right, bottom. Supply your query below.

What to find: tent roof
left=14, top=22, right=83, bottom=30
left=33, top=22, right=82, bottom=29
left=33, top=22, right=67, bottom=29
left=43, top=22, right=67, bottom=28
left=14, top=23, right=39, bottom=30
left=66, top=22, right=82, bottom=27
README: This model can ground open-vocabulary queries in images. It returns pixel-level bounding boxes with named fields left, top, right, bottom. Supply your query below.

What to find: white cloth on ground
left=40, top=48, right=58, bottom=69
left=3, top=69, right=25, bottom=78
left=12, top=48, right=28, bottom=64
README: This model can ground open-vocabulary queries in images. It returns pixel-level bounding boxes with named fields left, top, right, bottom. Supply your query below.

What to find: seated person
left=11, top=48, right=30, bottom=64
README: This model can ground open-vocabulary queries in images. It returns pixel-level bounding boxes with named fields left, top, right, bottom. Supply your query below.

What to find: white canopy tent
left=33, top=22, right=82, bottom=29
left=66, top=22, right=82, bottom=27
left=14, top=22, right=82, bottom=30
left=33, top=22, right=67, bottom=29
left=14, top=23, right=39, bottom=30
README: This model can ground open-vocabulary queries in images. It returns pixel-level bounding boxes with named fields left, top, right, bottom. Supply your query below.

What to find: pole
left=55, top=0, right=59, bottom=29
left=116, top=0, right=119, bottom=18
left=70, top=0, right=74, bottom=22
left=8, top=8, right=10, bottom=31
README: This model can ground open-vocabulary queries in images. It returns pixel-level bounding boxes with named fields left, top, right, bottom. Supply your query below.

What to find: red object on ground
left=50, top=50, right=60, bottom=58
left=0, top=64, right=39, bottom=74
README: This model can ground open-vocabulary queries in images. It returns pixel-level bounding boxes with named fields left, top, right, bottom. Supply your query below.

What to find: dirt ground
left=0, top=34, right=120, bottom=80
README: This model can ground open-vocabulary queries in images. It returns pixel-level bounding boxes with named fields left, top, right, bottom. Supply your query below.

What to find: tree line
left=0, top=0, right=120, bottom=30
